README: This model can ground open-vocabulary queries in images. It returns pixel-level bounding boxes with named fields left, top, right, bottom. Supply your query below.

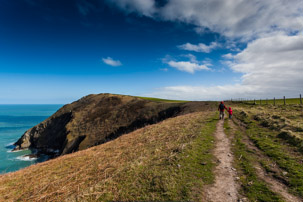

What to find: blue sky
left=0, top=0, right=302, bottom=103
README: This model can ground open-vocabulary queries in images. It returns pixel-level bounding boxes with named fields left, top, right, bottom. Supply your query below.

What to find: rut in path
left=205, top=119, right=239, bottom=202
left=230, top=119, right=302, bottom=202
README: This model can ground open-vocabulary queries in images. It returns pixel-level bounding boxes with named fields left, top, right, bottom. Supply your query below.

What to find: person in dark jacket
left=218, top=101, right=227, bottom=120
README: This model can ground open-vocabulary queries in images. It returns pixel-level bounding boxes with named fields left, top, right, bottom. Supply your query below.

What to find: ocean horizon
left=0, top=104, right=63, bottom=174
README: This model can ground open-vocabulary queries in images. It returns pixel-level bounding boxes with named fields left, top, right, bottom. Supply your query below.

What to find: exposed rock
left=14, top=111, right=72, bottom=156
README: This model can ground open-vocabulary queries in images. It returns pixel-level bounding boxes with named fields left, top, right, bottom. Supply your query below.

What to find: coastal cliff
left=13, top=94, right=187, bottom=157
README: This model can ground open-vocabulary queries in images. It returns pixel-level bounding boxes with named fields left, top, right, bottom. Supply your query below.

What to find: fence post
left=284, top=96, right=286, bottom=105
left=274, top=97, right=276, bottom=106
left=300, top=94, right=302, bottom=105
left=254, top=99, right=256, bottom=105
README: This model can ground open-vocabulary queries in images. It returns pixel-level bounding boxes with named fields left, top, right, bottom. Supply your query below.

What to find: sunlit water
left=0, top=105, right=62, bottom=174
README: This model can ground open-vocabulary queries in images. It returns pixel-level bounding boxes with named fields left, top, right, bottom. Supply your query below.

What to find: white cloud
left=105, top=0, right=303, bottom=99
left=102, top=57, right=122, bottom=66
left=107, top=0, right=303, bottom=40
left=163, top=54, right=211, bottom=73
left=178, top=42, right=220, bottom=53
left=167, top=61, right=210, bottom=74
left=222, top=53, right=234, bottom=59
left=231, top=34, right=303, bottom=90
left=150, top=34, right=303, bottom=100
left=162, top=0, right=303, bottom=39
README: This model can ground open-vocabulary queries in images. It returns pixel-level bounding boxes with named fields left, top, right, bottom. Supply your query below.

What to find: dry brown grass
left=229, top=103, right=303, bottom=139
left=229, top=103, right=303, bottom=197
left=0, top=111, right=215, bottom=202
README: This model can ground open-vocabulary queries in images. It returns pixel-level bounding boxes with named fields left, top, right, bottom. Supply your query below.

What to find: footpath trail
left=205, top=119, right=239, bottom=202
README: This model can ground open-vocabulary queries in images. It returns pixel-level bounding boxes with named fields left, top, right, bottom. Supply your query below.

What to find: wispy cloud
left=167, top=61, right=210, bottom=74
left=104, top=0, right=303, bottom=99
left=182, top=53, right=198, bottom=63
left=160, top=68, right=169, bottom=72
left=102, top=57, right=122, bottom=66
left=164, top=54, right=211, bottom=73
left=178, top=42, right=220, bottom=53
left=147, top=84, right=258, bottom=101
left=222, top=53, right=234, bottom=59
left=106, top=0, right=156, bottom=17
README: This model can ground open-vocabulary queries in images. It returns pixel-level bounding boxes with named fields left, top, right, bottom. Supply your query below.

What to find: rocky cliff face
left=14, top=94, right=186, bottom=157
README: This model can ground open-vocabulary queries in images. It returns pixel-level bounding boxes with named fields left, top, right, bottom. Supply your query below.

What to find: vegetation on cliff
left=0, top=107, right=217, bottom=201
left=14, top=94, right=194, bottom=157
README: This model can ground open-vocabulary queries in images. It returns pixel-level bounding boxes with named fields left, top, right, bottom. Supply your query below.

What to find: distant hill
left=13, top=93, right=209, bottom=157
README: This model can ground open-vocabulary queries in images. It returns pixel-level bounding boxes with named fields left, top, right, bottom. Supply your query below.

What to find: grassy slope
left=137, top=96, right=188, bottom=103
left=226, top=103, right=303, bottom=199
left=0, top=111, right=217, bottom=201
left=224, top=120, right=284, bottom=201
left=14, top=93, right=187, bottom=156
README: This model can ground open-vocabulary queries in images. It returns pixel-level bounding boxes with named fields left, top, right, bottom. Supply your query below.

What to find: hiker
left=227, top=107, right=233, bottom=119
left=218, top=101, right=227, bottom=120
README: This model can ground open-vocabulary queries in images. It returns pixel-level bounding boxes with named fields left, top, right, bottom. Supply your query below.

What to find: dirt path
left=205, top=119, right=239, bottom=202
left=229, top=119, right=302, bottom=202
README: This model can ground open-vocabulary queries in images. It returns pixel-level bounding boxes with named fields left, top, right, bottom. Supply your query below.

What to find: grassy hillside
left=224, top=102, right=303, bottom=200
left=136, top=96, right=187, bottom=103
left=4, top=98, right=302, bottom=201
left=0, top=110, right=218, bottom=201
left=14, top=94, right=192, bottom=157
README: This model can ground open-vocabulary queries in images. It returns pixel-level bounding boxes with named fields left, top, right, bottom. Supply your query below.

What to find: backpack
left=219, top=103, right=225, bottom=110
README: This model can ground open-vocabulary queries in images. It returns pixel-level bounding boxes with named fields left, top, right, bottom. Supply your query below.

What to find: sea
left=0, top=104, right=62, bottom=174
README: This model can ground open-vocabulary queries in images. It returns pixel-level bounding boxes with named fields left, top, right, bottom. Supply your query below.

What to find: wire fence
left=227, top=94, right=302, bottom=105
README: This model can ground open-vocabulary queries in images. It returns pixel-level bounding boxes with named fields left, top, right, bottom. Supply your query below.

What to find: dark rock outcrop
left=14, top=112, right=72, bottom=155
left=14, top=94, right=194, bottom=157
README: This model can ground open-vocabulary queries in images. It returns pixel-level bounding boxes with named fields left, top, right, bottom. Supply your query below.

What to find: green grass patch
left=234, top=111, right=303, bottom=197
left=223, top=120, right=231, bottom=137
left=224, top=120, right=284, bottom=201
left=98, top=114, right=218, bottom=201
left=242, top=98, right=302, bottom=105
left=137, top=96, right=188, bottom=103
